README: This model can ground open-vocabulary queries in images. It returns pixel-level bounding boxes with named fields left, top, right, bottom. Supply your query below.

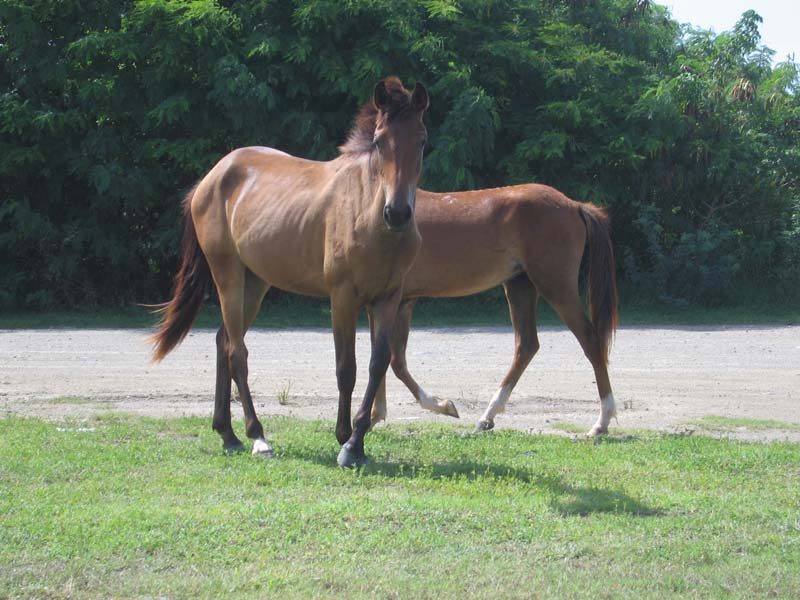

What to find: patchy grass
left=41, top=396, right=95, bottom=405
left=690, top=415, right=800, bottom=433
left=548, top=421, right=587, bottom=434
left=1, top=414, right=799, bottom=599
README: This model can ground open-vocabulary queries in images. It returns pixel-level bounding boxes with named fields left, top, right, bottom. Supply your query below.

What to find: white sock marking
left=417, top=388, right=438, bottom=411
left=480, top=385, right=513, bottom=423
left=592, top=393, right=617, bottom=431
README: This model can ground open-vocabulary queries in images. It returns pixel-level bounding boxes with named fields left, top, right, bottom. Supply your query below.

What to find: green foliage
left=1, top=0, right=798, bottom=309
left=622, top=10, right=800, bottom=303
left=624, top=205, right=743, bottom=306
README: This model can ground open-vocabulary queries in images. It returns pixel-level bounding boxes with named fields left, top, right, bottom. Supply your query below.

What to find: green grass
left=548, top=421, right=588, bottom=434
left=2, top=414, right=799, bottom=599
left=40, top=396, right=95, bottom=405
left=276, top=383, right=292, bottom=406
left=690, top=415, right=800, bottom=433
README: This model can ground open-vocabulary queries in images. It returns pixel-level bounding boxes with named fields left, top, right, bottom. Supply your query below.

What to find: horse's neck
left=328, top=153, right=384, bottom=218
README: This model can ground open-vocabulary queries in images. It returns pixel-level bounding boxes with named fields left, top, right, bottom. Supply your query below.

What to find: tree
left=1, top=1, right=797, bottom=309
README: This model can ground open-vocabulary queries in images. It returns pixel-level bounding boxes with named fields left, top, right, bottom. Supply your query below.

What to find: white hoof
left=586, top=422, right=608, bottom=437
left=252, top=438, right=274, bottom=458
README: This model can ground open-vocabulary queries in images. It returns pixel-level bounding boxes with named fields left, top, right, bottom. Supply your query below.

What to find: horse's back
left=404, top=184, right=589, bottom=297
left=188, top=146, right=334, bottom=296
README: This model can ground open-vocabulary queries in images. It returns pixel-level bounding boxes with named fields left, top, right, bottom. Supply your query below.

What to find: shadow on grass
left=287, top=444, right=660, bottom=517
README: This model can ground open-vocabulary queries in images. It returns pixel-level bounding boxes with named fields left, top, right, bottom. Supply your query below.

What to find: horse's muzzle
left=383, top=204, right=413, bottom=232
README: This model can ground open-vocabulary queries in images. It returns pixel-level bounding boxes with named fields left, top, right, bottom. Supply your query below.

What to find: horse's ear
left=411, top=82, right=429, bottom=112
left=373, top=80, right=390, bottom=112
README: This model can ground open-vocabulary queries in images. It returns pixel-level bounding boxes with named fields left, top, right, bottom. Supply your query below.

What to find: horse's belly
left=405, top=253, right=518, bottom=298
left=245, top=261, right=328, bottom=297
left=237, top=236, right=328, bottom=297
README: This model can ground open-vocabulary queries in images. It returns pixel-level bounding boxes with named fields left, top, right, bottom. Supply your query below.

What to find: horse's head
left=370, top=78, right=429, bottom=232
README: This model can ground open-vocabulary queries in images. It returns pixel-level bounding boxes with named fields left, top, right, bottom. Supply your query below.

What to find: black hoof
left=473, top=419, right=495, bottom=434
left=223, top=440, right=246, bottom=455
left=337, top=444, right=370, bottom=469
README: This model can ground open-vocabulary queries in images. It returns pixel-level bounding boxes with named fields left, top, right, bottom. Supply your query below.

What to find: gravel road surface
left=1, top=326, right=798, bottom=441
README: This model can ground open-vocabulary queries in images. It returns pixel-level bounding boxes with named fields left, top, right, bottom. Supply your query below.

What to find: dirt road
left=1, top=325, right=798, bottom=441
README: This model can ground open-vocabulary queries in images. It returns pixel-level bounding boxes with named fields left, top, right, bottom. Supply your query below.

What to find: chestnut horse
left=369, top=184, right=619, bottom=436
left=150, top=77, right=429, bottom=468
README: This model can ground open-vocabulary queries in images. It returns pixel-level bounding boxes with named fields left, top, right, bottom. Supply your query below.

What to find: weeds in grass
left=690, top=415, right=800, bottom=432
left=277, top=383, right=292, bottom=405
left=1, top=414, right=798, bottom=598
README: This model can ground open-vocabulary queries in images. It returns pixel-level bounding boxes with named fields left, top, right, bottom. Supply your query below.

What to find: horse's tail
left=579, top=203, right=618, bottom=365
left=148, top=185, right=211, bottom=362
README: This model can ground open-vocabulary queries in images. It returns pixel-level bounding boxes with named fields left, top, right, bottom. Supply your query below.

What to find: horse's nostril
left=383, top=204, right=412, bottom=231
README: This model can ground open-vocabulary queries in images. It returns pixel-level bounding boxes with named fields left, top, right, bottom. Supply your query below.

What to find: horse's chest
left=324, top=228, right=420, bottom=295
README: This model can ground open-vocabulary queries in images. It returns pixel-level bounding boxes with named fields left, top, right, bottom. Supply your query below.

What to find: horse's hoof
left=473, top=419, right=494, bottom=434
left=252, top=438, right=275, bottom=458
left=224, top=441, right=246, bottom=455
left=586, top=423, right=608, bottom=437
left=337, top=444, right=370, bottom=469
left=438, top=398, right=460, bottom=419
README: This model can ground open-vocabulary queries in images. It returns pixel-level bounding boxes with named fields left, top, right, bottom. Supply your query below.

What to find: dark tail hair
left=579, top=203, right=619, bottom=365
left=148, top=186, right=210, bottom=362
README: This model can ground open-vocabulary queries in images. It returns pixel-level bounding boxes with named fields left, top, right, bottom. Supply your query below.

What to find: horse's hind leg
left=385, top=299, right=459, bottom=421
left=545, top=289, right=615, bottom=437
left=475, top=274, right=540, bottom=432
left=213, top=261, right=273, bottom=456
left=212, top=271, right=269, bottom=454
left=213, top=326, right=242, bottom=453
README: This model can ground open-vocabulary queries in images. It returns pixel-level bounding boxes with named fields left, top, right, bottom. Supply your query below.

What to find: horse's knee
left=523, top=337, right=540, bottom=358
left=580, top=333, right=605, bottom=366
left=228, top=345, right=249, bottom=382
left=514, top=336, right=540, bottom=366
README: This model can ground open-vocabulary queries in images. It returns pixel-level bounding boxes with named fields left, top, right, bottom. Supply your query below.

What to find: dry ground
left=1, top=325, right=798, bottom=441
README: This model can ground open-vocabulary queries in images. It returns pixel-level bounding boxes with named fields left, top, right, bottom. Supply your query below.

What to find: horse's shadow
left=291, top=444, right=661, bottom=517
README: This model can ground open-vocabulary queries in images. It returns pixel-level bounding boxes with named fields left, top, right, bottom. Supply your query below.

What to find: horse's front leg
left=330, top=290, right=359, bottom=447
left=337, top=291, right=401, bottom=468
left=366, top=308, right=388, bottom=427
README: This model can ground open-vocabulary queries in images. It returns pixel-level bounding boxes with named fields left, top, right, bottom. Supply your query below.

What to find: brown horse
left=150, top=77, right=429, bottom=468
left=369, top=184, right=619, bottom=436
